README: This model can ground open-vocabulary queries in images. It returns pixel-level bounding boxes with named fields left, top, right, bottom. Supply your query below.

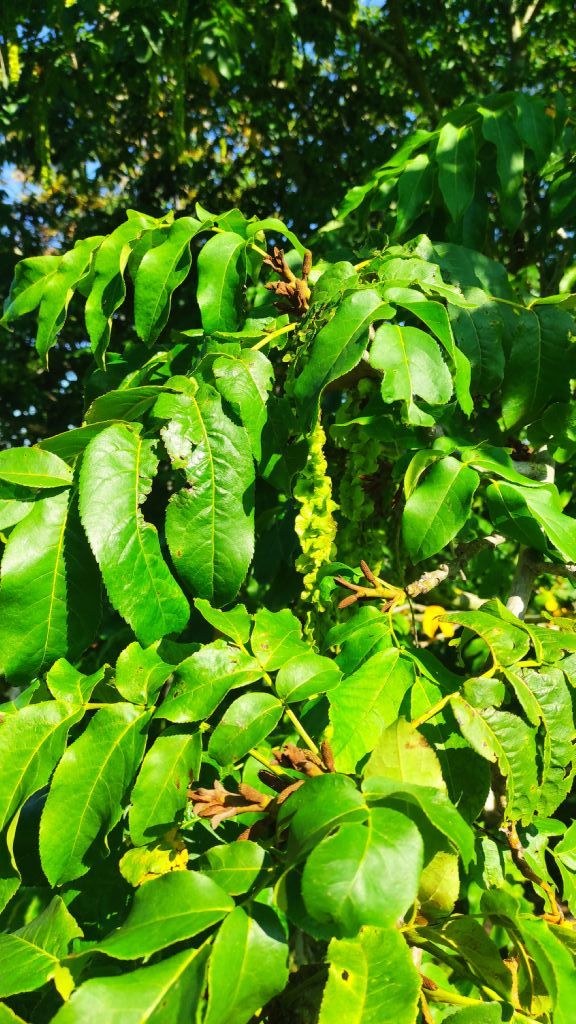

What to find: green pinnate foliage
left=0, top=90, right=575, bottom=1024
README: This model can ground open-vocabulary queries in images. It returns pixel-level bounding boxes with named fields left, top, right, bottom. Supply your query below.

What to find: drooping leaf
left=97, top=871, right=233, bottom=959
left=79, top=424, right=189, bottom=644
left=40, top=703, right=152, bottom=884
left=364, top=718, right=445, bottom=788
left=208, top=692, right=283, bottom=766
left=391, top=297, right=472, bottom=414
left=129, top=727, right=202, bottom=845
left=197, top=231, right=247, bottom=333
left=496, top=481, right=576, bottom=563
left=30, top=237, right=103, bottom=364
left=362, top=777, right=475, bottom=867
left=519, top=668, right=574, bottom=816
left=451, top=696, right=538, bottom=823
left=204, top=905, right=288, bottom=1024
left=402, top=456, right=479, bottom=563
left=0, top=897, right=82, bottom=998
left=442, top=608, right=531, bottom=667
left=0, top=490, right=101, bottom=681
left=480, top=106, right=525, bottom=231
left=301, top=807, right=423, bottom=935
left=158, top=385, right=255, bottom=606
left=436, top=122, right=476, bottom=221
left=394, top=152, right=434, bottom=237
left=0, top=702, right=83, bottom=833
left=294, top=289, right=391, bottom=427
left=370, top=323, right=453, bottom=426
left=448, top=294, right=505, bottom=394
left=212, top=349, right=274, bottom=460
left=329, top=650, right=414, bottom=773
left=0, top=447, right=72, bottom=488
left=502, top=306, right=573, bottom=428
left=318, top=926, right=420, bottom=1024
left=1, top=254, right=61, bottom=325
left=134, top=217, right=202, bottom=344
left=52, top=945, right=210, bottom=1023
left=86, top=217, right=151, bottom=365
left=157, top=642, right=263, bottom=723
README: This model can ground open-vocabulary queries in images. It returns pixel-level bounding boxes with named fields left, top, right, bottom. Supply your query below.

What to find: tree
left=0, top=29, right=575, bottom=1024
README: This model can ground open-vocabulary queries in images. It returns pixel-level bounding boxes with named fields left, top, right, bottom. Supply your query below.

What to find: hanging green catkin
left=8, top=44, right=20, bottom=85
left=294, top=419, right=338, bottom=624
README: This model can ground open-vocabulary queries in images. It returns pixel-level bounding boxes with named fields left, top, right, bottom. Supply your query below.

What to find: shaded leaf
left=40, top=704, right=152, bottom=884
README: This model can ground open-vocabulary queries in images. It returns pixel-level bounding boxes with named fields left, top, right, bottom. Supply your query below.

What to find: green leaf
left=512, top=482, right=576, bottom=563
left=394, top=152, right=434, bottom=237
left=158, top=386, right=255, bottom=607
left=114, top=641, right=173, bottom=706
left=362, top=778, right=475, bottom=867
left=0, top=447, right=72, bottom=488
left=451, top=696, right=538, bottom=823
left=0, top=490, right=101, bottom=681
left=519, top=668, right=574, bottom=816
left=370, top=323, right=453, bottom=426
left=45, top=659, right=108, bottom=706
left=329, top=650, right=415, bottom=773
left=84, top=386, right=165, bottom=425
left=0, top=482, right=35, bottom=530
left=202, top=840, right=267, bottom=895
left=40, top=703, right=152, bottom=885
left=515, top=94, right=555, bottom=168
left=275, top=651, right=342, bottom=703
left=364, top=718, right=445, bottom=787
left=97, top=870, right=233, bottom=959
left=157, top=642, right=263, bottom=723
left=0, top=897, right=81, bottom=998
left=516, top=917, right=576, bottom=1024
left=247, top=217, right=307, bottom=258
left=213, top=350, right=274, bottom=460
left=437, top=1005, right=502, bottom=1023
left=318, top=926, right=420, bottom=1024
left=194, top=598, right=252, bottom=646
left=436, top=122, right=476, bottom=221
left=419, top=915, right=511, bottom=1001
left=37, top=422, right=125, bottom=461
left=79, top=424, right=189, bottom=644
left=502, top=306, right=573, bottom=428
left=85, top=217, right=150, bottom=365
left=0, top=702, right=82, bottom=833
left=134, top=217, right=201, bottom=344
left=250, top=607, right=308, bottom=670
left=280, top=774, right=368, bottom=861
left=325, top=607, right=392, bottom=675
left=52, top=945, right=209, bottom=1023
left=129, top=727, right=201, bottom=845
left=35, top=236, right=103, bottom=364
left=486, top=480, right=548, bottom=550
left=402, top=456, right=479, bottom=563
left=1, top=254, right=61, bottom=324
left=448, top=295, right=505, bottom=395
left=392, top=297, right=472, bottom=414
left=294, top=289, right=390, bottom=427
left=480, top=107, right=525, bottom=231
left=197, top=231, right=247, bottom=333
left=0, top=1003, right=27, bottom=1023
left=208, top=692, right=283, bottom=766
left=442, top=608, right=531, bottom=667
left=204, top=905, right=288, bottom=1024
left=301, top=807, right=423, bottom=935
